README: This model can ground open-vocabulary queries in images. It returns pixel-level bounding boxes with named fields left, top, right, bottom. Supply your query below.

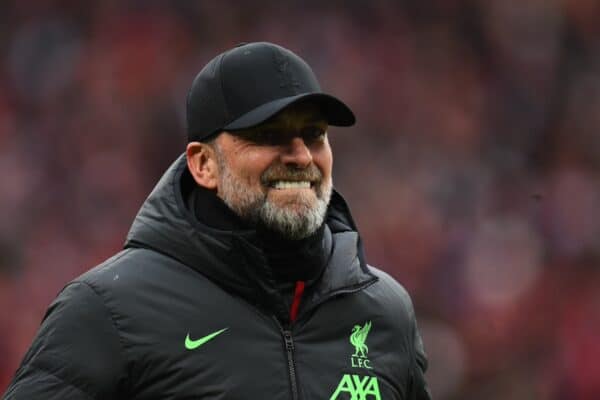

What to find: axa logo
left=329, top=374, right=381, bottom=400
left=350, top=321, right=372, bottom=369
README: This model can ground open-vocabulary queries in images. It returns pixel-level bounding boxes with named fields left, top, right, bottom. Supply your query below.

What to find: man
left=4, top=42, right=430, bottom=399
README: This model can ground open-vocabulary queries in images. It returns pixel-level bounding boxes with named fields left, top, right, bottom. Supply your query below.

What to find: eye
left=254, top=130, right=279, bottom=143
left=301, top=126, right=326, bottom=143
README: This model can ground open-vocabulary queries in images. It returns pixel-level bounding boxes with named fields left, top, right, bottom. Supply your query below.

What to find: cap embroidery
left=273, top=50, right=300, bottom=93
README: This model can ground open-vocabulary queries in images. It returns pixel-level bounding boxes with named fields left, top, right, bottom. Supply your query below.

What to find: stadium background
left=1, top=1, right=599, bottom=398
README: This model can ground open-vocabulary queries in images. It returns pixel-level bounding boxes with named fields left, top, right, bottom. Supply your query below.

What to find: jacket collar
left=125, top=154, right=377, bottom=314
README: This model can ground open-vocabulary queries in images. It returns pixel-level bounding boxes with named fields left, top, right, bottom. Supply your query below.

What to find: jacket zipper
left=274, top=318, right=299, bottom=400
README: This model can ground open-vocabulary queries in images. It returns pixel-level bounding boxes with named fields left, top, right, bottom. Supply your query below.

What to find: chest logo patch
left=330, top=321, right=381, bottom=399
left=330, top=374, right=381, bottom=400
left=350, top=321, right=372, bottom=369
left=185, top=328, right=228, bottom=350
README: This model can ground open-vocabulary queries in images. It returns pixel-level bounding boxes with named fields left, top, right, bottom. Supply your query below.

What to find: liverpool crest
left=330, top=321, right=380, bottom=399
left=350, top=321, right=372, bottom=369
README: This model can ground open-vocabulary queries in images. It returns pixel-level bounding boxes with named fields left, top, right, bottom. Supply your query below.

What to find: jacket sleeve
left=411, top=319, right=432, bottom=400
left=403, top=294, right=432, bottom=400
left=2, top=282, right=128, bottom=399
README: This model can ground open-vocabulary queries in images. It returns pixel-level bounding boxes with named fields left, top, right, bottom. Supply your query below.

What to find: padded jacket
left=3, top=154, right=431, bottom=400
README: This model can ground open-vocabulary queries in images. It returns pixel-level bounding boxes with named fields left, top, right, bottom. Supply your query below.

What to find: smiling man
left=4, top=42, right=431, bottom=400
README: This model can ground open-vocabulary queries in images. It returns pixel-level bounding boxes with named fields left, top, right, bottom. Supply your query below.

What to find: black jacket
left=3, top=155, right=431, bottom=399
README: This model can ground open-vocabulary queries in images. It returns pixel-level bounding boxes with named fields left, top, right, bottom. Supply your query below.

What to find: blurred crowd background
left=1, top=0, right=599, bottom=398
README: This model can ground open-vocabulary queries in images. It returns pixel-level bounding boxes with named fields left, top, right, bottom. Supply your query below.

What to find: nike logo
left=185, top=328, right=229, bottom=350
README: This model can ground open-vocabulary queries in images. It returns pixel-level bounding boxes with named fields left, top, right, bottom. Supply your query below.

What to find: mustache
left=260, top=163, right=322, bottom=184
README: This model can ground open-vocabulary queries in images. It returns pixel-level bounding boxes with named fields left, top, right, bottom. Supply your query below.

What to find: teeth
left=272, top=181, right=311, bottom=189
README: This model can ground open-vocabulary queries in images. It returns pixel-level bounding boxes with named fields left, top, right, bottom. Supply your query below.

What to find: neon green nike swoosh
left=185, top=328, right=229, bottom=350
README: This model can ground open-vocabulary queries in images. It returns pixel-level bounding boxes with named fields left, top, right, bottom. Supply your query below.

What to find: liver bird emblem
left=350, top=321, right=371, bottom=358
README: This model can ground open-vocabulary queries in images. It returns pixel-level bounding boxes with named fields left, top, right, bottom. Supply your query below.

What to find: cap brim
left=223, top=92, right=355, bottom=131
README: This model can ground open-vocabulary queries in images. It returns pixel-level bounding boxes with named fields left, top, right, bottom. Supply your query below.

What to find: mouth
left=268, top=180, right=314, bottom=190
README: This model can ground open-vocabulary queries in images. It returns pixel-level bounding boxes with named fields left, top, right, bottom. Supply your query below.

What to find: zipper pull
left=283, top=330, right=294, bottom=351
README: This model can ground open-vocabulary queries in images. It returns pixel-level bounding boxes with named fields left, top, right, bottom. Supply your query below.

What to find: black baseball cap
left=186, top=42, right=355, bottom=142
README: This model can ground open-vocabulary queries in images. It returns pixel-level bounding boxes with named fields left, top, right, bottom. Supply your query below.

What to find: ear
left=186, top=142, right=219, bottom=190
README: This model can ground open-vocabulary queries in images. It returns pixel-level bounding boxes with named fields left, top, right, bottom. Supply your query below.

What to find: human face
left=213, top=104, right=333, bottom=239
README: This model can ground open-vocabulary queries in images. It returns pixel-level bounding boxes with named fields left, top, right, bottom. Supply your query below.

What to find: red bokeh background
left=1, top=1, right=599, bottom=398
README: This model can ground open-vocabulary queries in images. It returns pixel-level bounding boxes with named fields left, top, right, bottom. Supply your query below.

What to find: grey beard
left=215, top=150, right=331, bottom=240
left=251, top=187, right=331, bottom=240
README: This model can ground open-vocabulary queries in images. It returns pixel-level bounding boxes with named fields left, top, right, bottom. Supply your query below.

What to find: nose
left=281, top=137, right=313, bottom=168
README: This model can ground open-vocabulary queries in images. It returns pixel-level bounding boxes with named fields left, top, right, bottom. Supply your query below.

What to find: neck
left=257, top=224, right=330, bottom=283
left=188, top=185, right=249, bottom=231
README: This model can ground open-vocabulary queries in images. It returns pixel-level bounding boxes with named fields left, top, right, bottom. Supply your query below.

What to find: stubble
left=214, top=145, right=332, bottom=240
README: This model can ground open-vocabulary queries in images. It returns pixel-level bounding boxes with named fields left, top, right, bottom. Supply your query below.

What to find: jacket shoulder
left=75, top=247, right=188, bottom=291
left=367, top=266, right=414, bottom=305
left=3, top=281, right=127, bottom=399
left=363, top=265, right=419, bottom=324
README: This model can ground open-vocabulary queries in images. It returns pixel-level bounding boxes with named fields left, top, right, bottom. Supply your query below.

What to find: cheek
left=314, top=144, right=333, bottom=178
left=233, top=151, right=276, bottom=185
